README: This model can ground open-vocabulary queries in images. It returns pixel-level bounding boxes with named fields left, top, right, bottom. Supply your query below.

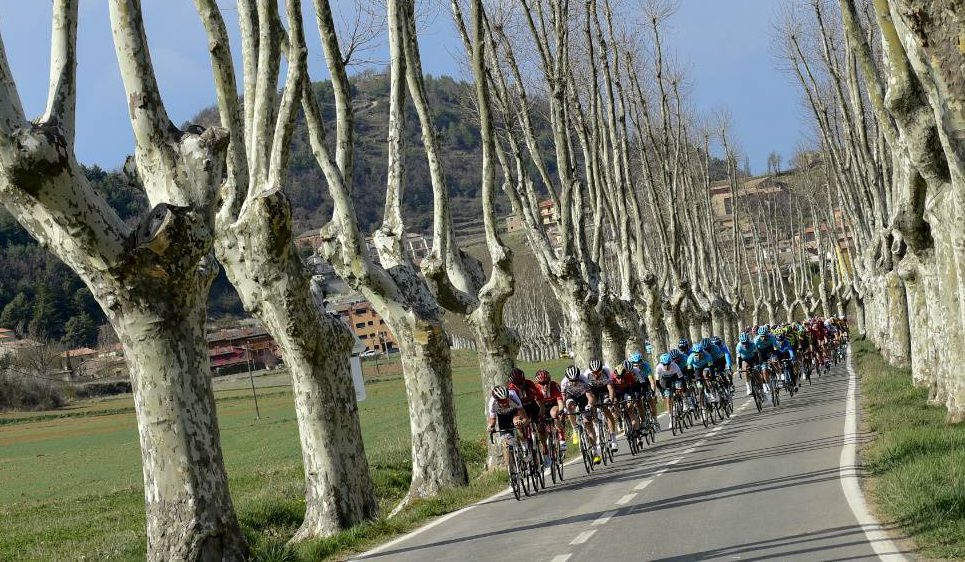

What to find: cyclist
left=755, top=326, right=778, bottom=394
left=656, top=352, right=683, bottom=428
left=585, top=359, right=619, bottom=453
left=707, top=336, right=734, bottom=391
left=687, top=343, right=715, bottom=410
left=507, top=367, right=549, bottom=468
left=535, top=369, right=567, bottom=454
left=486, top=385, right=527, bottom=470
left=630, top=351, right=659, bottom=427
left=735, top=332, right=758, bottom=396
left=612, top=359, right=643, bottom=436
left=775, top=333, right=797, bottom=389
left=561, top=365, right=601, bottom=464
left=677, top=337, right=692, bottom=357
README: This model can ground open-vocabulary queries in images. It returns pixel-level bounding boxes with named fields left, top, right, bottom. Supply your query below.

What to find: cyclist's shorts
left=495, top=412, right=516, bottom=433
left=589, top=386, right=609, bottom=404
left=565, top=393, right=591, bottom=415
left=616, top=389, right=638, bottom=403
left=522, top=401, right=540, bottom=421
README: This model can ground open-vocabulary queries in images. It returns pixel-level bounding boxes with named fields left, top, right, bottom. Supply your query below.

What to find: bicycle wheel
left=509, top=464, right=521, bottom=501
left=549, top=438, right=558, bottom=485
left=671, top=401, right=679, bottom=436
left=516, top=448, right=531, bottom=496
left=577, top=425, right=592, bottom=474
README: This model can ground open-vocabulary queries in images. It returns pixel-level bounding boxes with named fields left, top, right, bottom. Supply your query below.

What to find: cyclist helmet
left=491, top=385, right=509, bottom=400
left=659, top=353, right=672, bottom=365
left=629, top=351, right=643, bottom=363
left=535, top=369, right=550, bottom=384
left=710, top=336, right=723, bottom=346
left=622, top=359, right=634, bottom=371
left=589, top=359, right=603, bottom=372
left=670, top=349, right=682, bottom=360
left=739, top=332, right=749, bottom=343
left=700, top=337, right=712, bottom=349
left=509, top=367, right=525, bottom=385
left=693, top=343, right=704, bottom=354
left=757, top=326, right=768, bottom=335
left=565, top=365, right=581, bottom=380
left=677, top=337, right=690, bottom=350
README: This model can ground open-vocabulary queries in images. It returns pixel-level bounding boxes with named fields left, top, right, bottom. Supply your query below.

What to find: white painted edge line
left=616, top=493, right=637, bottom=505
left=355, top=412, right=671, bottom=558
left=634, top=478, right=653, bottom=491
left=570, top=530, right=596, bottom=545
left=550, top=555, right=573, bottom=562
left=592, top=510, right=618, bottom=526
left=841, top=353, right=908, bottom=561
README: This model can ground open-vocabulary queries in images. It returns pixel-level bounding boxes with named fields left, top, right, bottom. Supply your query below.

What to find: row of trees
left=4, top=0, right=948, bottom=560
left=775, top=0, right=964, bottom=421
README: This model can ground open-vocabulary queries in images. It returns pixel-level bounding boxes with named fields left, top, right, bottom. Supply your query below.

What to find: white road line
left=570, top=530, right=596, bottom=545
left=616, top=493, right=637, bottom=505
left=634, top=478, right=653, bottom=491
left=841, top=354, right=908, bottom=561
left=550, top=555, right=572, bottom=562
left=592, top=510, right=618, bottom=526
left=666, top=456, right=683, bottom=465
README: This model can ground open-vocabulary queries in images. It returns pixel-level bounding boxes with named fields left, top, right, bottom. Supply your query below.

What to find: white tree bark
left=0, top=1, right=247, bottom=558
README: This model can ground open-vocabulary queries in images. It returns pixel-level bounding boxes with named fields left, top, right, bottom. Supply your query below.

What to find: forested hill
left=0, top=72, right=735, bottom=348
left=193, top=72, right=494, bottom=234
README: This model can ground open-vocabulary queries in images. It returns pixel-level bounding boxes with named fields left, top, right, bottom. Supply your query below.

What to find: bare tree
left=300, top=0, right=468, bottom=509
left=194, top=0, right=377, bottom=541
left=0, top=0, right=246, bottom=558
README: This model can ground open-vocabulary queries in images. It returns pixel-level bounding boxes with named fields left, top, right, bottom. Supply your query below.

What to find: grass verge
left=851, top=338, right=965, bottom=559
left=0, top=351, right=574, bottom=561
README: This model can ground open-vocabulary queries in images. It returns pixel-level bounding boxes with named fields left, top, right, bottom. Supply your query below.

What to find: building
left=332, top=299, right=398, bottom=354
left=205, top=325, right=281, bottom=376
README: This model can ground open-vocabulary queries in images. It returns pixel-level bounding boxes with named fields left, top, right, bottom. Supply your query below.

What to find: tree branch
left=42, top=0, right=79, bottom=146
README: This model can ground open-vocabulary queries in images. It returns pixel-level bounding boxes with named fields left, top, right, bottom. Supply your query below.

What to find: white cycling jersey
left=487, top=390, right=522, bottom=417
left=560, top=373, right=590, bottom=397
left=583, top=367, right=613, bottom=389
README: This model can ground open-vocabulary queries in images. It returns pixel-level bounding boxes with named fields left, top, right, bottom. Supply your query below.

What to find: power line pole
left=245, top=339, right=260, bottom=420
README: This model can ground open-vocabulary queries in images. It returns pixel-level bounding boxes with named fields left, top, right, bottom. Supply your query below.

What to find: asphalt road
left=356, top=357, right=912, bottom=561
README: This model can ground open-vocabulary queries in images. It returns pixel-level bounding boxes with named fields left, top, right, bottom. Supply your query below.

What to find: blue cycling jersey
left=735, top=341, right=758, bottom=361
left=634, top=361, right=653, bottom=378
left=686, top=352, right=714, bottom=371
left=775, top=340, right=796, bottom=360
left=754, top=334, right=777, bottom=352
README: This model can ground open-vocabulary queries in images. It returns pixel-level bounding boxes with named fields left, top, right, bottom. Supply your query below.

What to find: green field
left=852, top=339, right=965, bottom=559
left=0, top=351, right=573, bottom=561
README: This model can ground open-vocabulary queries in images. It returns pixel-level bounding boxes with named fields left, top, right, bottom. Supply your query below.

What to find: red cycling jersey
left=609, top=370, right=636, bottom=393
left=536, top=381, right=563, bottom=404
left=508, top=379, right=543, bottom=405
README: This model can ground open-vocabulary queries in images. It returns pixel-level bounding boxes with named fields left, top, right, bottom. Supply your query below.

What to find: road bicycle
left=569, top=405, right=596, bottom=474
left=714, top=369, right=734, bottom=419
left=764, top=359, right=781, bottom=407
left=639, top=394, right=658, bottom=446
left=517, top=421, right=542, bottom=494
left=538, top=412, right=564, bottom=484
left=616, top=396, right=641, bottom=455
left=593, top=399, right=616, bottom=465
left=746, top=365, right=765, bottom=412
left=490, top=429, right=530, bottom=501
left=670, top=380, right=690, bottom=435
left=695, top=369, right=717, bottom=428
left=781, top=359, right=796, bottom=398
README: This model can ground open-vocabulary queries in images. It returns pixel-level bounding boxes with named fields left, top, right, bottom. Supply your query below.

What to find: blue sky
left=0, top=0, right=806, bottom=174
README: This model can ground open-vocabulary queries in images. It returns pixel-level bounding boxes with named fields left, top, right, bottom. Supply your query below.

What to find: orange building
left=333, top=300, right=398, bottom=354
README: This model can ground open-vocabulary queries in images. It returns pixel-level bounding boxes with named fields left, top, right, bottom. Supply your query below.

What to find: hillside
left=0, top=72, right=738, bottom=349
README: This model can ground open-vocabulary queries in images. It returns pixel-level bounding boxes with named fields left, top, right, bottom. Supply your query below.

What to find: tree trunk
left=469, top=301, right=519, bottom=469
left=884, top=270, right=912, bottom=368
left=216, top=194, right=378, bottom=541
left=112, top=290, right=247, bottom=562
left=564, top=297, right=603, bottom=367
left=387, top=313, right=468, bottom=506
